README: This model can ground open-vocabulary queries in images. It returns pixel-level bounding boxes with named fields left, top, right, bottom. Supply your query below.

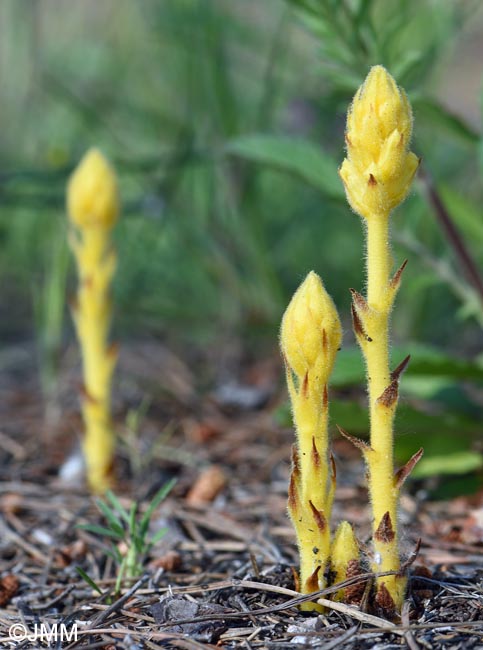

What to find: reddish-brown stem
left=420, top=166, right=483, bottom=305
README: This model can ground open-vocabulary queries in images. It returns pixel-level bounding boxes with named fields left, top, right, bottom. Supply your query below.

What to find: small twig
left=154, top=572, right=398, bottom=626
left=89, top=574, right=149, bottom=627
left=317, top=626, right=359, bottom=649
left=402, top=600, right=420, bottom=650
left=316, top=597, right=405, bottom=635
left=30, top=585, right=76, bottom=611
left=0, top=516, right=49, bottom=564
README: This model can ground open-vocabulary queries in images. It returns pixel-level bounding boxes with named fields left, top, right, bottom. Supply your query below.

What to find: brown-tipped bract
left=67, top=148, right=119, bottom=493
left=280, top=272, right=341, bottom=610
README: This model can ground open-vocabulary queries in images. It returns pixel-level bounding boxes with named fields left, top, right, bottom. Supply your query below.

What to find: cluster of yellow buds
left=339, top=65, right=419, bottom=221
left=67, top=149, right=120, bottom=494
left=281, top=66, right=421, bottom=617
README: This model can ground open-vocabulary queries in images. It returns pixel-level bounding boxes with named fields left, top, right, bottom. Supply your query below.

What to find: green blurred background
left=1, top=0, right=483, bottom=490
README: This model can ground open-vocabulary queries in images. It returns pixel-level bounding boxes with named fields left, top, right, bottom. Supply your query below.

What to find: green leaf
left=95, top=499, right=125, bottom=537
left=129, top=502, right=138, bottom=538
left=438, top=184, right=483, bottom=245
left=412, top=451, right=483, bottom=479
left=105, top=490, right=131, bottom=524
left=331, top=344, right=483, bottom=388
left=106, top=546, right=123, bottom=564
left=75, top=567, right=103, bottom=595
left=150, top=527, right=169, bottom=545
left=77, top=523, right=124, bottom=539
left=140, top=479, right=176, bottom=536
left=428, top=474, right=481, bottom=500
left=225, top=134, right=344, bottom=200
left=412, top=96, right=479, bottom=146
left=403, top=342, right=483, bottom=382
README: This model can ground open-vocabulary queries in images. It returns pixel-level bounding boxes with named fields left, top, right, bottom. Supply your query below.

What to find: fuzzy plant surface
left=339, top=65, right=423, bottom=613
left=67, top=149, right=120, bottom=494
left=280, top=271, right=344, bottom=611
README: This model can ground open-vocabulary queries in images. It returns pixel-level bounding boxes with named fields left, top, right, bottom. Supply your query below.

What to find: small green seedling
left=78, top=479, right=175, bottom=594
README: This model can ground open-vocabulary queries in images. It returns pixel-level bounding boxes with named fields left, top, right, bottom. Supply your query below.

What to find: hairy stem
left=364, top=213, right=404, bottom=609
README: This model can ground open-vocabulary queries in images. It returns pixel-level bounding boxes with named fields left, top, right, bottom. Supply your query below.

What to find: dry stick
left=150, top=572, right=395, bottom=625
left=318, top=627, right=359, bottom=650
left=90, top=574, right=149, bottom=627
left=419, top=166, right=483, bottom=305
left=401, top=600, right=420, bottom=650
left=315, top=598, right=405, bottom=636
left=42, top=621, right=483, bottom=650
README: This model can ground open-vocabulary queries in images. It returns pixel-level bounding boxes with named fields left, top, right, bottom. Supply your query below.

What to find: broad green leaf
left=402, top=342, right=483, bottom=382
left=438, top=184, right=483, bottom=245
left=276, top=395, right=480, bottom=487
left=332, top=344, right=483, bottom=388
left=412, top=451, right=483, bottom=479
left=225, top=134, right=344, bottom=200
left=411, top=97, right=479, bottom=146
left=429, top=474, right=481, bottom=500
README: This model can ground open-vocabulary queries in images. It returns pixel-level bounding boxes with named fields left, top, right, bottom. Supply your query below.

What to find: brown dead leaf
left=186, top=465, right=226, bottom=505
left=185, top=418, right=222, bottom=444
left=0, top=574, right=19, bottom=606
left=53, top=539, right=87, bottom=568
left=150, top=550, right=182, bottom=572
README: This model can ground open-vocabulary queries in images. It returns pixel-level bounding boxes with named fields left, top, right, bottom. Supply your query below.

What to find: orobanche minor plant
left=67, top=149, right=120, bottom=494
left=281, top=66, right=422, bottom=617
left=280, top=272, right=359, bottom=611
left=340, top=65, right=422, bottom=613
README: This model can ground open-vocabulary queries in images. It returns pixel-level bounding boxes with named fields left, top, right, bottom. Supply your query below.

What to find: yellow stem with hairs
left=339, top=65, right=421, bottom=613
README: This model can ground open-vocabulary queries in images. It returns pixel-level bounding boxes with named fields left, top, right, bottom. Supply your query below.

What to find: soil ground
left=0, top=341, right=482, bottom=649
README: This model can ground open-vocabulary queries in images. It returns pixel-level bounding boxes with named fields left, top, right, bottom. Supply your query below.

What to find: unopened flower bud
left=280, top=271, right=341, bottom=379
left=339, top=65, right=419, bottom=219
left=67, top=149, right=119, bottom=230
left=331, top=521, right=360, bottom=599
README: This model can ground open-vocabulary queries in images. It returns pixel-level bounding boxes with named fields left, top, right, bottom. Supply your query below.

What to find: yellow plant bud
left=67, top=149, right=120, bottom=493
left=331, top=521, right=360, bottom=601
left=281, top=271, right=341, bottom=380
left=281, top=271, right=341, bottom=610
left=67, top=148, right=119, bottom=230
left=339, top=65, right=419, bottom=219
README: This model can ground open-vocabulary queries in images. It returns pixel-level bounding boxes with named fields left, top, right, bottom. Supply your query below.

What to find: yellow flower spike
left=340, top=66, right=422, bottom=614
left=68, top=149, right=119, bottom=230
left=281, top=271, right=342, bottom=611
left=331, top=521, right=360, bottom=602
left=340, top=65, right=419, bottom=220
left=67, top=148, right=120, bottom=493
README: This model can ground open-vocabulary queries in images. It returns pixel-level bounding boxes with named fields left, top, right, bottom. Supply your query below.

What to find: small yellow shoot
left=67, top=149, right=120, bottom=494
left=280, top=271, right=341, bottom=610
left=331, top=521, right=360, bottom=602
left=339, top=66, right=421, bottom=613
